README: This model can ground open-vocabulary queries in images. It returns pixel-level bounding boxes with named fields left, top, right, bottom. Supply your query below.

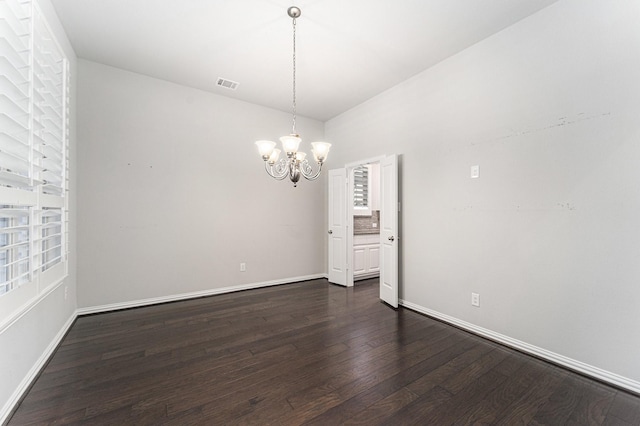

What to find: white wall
left=326, top=0, right=640, bottom=390
left=76, top=60, right=326, bottom=310
left=0, top=0, right=77, bottom=422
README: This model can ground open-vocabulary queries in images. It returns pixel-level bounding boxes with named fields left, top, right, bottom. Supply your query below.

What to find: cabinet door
left=368, top=245, right=380, bottom=273
left=353, top=247, right=367, bottom=275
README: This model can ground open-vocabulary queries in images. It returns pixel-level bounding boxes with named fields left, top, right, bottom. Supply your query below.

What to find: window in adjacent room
left=353, top=165, right=370, bottom=215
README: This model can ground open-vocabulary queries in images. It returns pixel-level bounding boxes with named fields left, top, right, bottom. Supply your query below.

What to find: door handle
left=388, top=236, right=395, bottom=242
left=328, top=230, right=333, bottom=234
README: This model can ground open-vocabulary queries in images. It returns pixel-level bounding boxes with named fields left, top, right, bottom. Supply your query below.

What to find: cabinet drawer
left=354, top=233, right=380, bottom=246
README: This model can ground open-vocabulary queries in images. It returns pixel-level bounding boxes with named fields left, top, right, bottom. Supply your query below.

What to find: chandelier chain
left=292, top=16, right=297, bottom=134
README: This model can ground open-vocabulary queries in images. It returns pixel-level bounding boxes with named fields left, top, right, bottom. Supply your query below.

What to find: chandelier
left=255, top=6, right=331, bottom=187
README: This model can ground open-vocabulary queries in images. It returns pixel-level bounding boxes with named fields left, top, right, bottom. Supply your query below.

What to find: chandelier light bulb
left=268, top=148, right=281, bottom=164
left=280, top=134, right=302, bottom=155
left=255, top=140, right=276, bottom=160
left=311, top=142, right=331, bottom=163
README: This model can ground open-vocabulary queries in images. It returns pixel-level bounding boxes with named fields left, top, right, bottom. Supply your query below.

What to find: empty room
left=1, top=0, right=640, bottom=424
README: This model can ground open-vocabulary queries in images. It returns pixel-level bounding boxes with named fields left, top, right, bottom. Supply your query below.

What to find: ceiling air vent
left=216, top=77, right=239, bottom=90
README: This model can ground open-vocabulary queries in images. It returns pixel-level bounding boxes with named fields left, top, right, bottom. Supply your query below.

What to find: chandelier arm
left=299, top=160, right=324, bottom=181
left=265, top=160, right=289, bottom=180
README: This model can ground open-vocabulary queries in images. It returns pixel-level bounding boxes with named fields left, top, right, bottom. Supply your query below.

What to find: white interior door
left=380, top=155, right=398, bottom=307
left=328, top=168, right=347, bottom=286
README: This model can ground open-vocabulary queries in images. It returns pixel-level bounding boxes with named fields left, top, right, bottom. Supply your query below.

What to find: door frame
left=345, top=155, right=386, bottom=287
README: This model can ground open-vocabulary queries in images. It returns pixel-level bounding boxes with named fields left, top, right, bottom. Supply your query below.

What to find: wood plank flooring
left=8, top=278, right=640, bottom=425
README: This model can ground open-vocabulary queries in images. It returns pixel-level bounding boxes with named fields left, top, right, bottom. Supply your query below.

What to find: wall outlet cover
left=471, top=292, right=480, bottom=307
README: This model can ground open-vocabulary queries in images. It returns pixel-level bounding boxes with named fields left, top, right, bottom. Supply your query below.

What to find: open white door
left=380, top=155, right=398, bottom=307
left=328, top=168, right=347, bottom=286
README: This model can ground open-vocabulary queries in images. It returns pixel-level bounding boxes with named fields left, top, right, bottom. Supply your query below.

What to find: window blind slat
left=41, top=115, right=62, bottom=131
left=0, top=1, right=30, bottom=34
left=2, top=256, right=29, bottom=269
left=0, top=112, right=29, bottom=134
left=1, top=240, right=29, bottom=251
left=1, top=92, right=29, bottom=115
left=0, top=150, right=30, bottom=175
left=0, top=169, right=32, bottom=187
left=2, top=0, right=31, bottom=21
left=41, top=184, right=62, bottom=196
left=0, top=132, right=29, bottom=158
left=0, top=208, right=29, bottom=219
left=37, top=89, right=61, bottom=109
left=41, top=170, right=62, bottom=183
left=0, top=57, right=29, bottom=85
left=41, top=130, right=62, bottom=148
left=0, top=225, right=29, bottom=235
left=36, top=143, right=61, bottom=161
left=0, top=20, right=29, bottom=52
left=0, top=37, right=29, bottom=70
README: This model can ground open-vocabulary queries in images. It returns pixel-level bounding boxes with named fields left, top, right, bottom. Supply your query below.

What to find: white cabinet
left=353, top=234, right=380, bottom=279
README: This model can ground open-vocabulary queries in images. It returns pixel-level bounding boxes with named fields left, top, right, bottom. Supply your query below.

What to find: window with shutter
left=0, top=0, right=69, bottom=299
left=353, top=165, right=371, bottom=215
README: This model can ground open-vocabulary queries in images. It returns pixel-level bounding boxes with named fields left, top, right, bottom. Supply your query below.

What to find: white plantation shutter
left=0, top=205, right=30, bottom=294
left=353, top=165, right=369, bottom=209
left=40, top=207, right=61, bottom=271
left=33, top=6, right=66, bottom=197
left=0, top=0, right=69, bottom=298
left=0, top=0, right=33, bottom=190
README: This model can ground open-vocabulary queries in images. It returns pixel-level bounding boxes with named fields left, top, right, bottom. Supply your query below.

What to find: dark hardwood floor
left=8, top=278, right=640, bottom=425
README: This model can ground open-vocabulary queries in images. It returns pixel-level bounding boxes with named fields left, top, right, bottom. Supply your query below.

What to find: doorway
left=328, top=155, right=399, bottom=307
left=347, top=159, right=382, bottom=287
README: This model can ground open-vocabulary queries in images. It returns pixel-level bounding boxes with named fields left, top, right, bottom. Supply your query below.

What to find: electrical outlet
left=471, top=165, right=480, bottom=179
left=471, top=292, right=480, bottom=307
left=64, top=286, right=68, bottom=301
left=240, top=262, right=246, bottom=272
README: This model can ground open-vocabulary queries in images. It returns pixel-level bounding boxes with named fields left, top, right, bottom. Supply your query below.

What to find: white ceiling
left=50, top=0, right=558, bottom=122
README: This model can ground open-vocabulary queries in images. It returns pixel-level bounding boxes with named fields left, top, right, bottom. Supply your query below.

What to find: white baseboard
left=77, top=274, right=325, bottom=316
left=400, top=299, right=640, bottom=395
left=1, top=311, right=76, bottom=425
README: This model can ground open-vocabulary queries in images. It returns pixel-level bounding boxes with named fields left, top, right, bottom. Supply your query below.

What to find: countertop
left=354, top=229, right=380, bottom=235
